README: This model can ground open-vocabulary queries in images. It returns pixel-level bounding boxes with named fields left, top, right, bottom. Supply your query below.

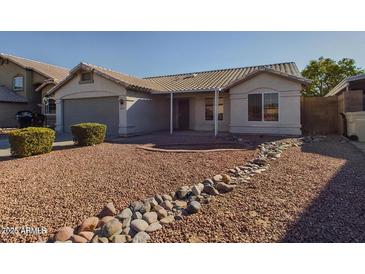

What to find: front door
left=178, top=99, right=190, bottom=130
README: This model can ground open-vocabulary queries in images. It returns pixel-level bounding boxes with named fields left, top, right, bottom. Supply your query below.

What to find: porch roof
left=326, top=74, right=365, bottom=97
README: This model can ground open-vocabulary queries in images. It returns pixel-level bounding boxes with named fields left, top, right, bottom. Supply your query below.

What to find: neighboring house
left=0, top=53, right=69, bottom=127
left=326, top=74, right=365, bottom=141
left=48, top=61, right=310, bottom=137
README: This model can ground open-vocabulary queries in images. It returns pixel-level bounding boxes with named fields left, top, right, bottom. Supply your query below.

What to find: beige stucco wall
left=229, top=72, right=302, bottom=135
left=124, top=90, right=169, bottom=135
left=173, top=92, right=230, bottom=132
left=345, top=111, right=365, bottom=142
left=0, top=102, right=29, bottom=127
left=0, top=61, right=26, bottom=97
left=52, top=72, right=127, bottom=100
left=0, top=60, right=47, bottom=117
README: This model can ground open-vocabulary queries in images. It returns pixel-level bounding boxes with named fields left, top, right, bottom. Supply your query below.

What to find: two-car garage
left=63, top=96, right=119, bottom=136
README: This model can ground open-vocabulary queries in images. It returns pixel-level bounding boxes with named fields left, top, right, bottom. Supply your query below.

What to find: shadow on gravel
left=108, top=132, right=285, bottom=151
left=281, top=139, right=365, bottom=243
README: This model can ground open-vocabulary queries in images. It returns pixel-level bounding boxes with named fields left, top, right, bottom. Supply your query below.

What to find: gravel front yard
left=0, top=135, right=258, bottom=243
left=152, top=137, right=365, bottom=243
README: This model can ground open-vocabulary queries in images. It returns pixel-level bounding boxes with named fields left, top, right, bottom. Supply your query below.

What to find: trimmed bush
left=71, top=123, right=107, bottom=146
left=8, top=127, right=56, bottom=158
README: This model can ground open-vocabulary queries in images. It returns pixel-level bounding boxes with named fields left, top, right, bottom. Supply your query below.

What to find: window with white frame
left=248, top=92, right=279, bottom=121
left=13, top=76, right=24, bottom=91
left=45, top=99, right=56, bottom=114
left=205, top=97, right=224, bottom=120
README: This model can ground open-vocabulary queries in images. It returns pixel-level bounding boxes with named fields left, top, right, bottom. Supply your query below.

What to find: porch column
left=214, top=89, right=219, bottom=137
left=55, top=99, right=63, bottom=133
left=170, top=93, right=173, bottom=134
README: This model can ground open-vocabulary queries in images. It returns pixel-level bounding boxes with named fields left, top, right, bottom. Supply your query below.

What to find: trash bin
left=32, top=113, right=45, bottom=127
left=16, top=111, right=33, bottom=128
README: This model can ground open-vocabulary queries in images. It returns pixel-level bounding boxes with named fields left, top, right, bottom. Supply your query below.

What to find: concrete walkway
left=0, top=134, right=74, bottom=158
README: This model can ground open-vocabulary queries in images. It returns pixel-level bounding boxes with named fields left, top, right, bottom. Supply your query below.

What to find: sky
left=1, top=32, right=365, bottom=78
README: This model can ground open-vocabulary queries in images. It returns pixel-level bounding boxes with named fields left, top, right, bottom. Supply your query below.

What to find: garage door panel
left=63, top=97, right=119, bottom=136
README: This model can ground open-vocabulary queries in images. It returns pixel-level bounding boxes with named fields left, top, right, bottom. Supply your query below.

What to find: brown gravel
left=152, top=137, right=365, bottom=243
left=0, top=136, right=258, bottom=243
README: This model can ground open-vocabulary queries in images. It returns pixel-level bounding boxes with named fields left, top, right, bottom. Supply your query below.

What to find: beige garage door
left=63, top=97, right=119, bottom=136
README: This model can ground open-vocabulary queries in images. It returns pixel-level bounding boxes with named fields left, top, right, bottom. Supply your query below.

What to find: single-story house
left=326, top=74, right=365, bottom=141
left=0, top=53, right=69, bottom=127
left=47, top=61, right=311, bottom=137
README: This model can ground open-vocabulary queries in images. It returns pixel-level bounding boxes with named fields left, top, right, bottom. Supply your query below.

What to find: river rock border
left=49, top=138, right=304, bottom=243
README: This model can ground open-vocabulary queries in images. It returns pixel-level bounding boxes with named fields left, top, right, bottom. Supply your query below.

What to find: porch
left=167, top=89, right=230, bottom=136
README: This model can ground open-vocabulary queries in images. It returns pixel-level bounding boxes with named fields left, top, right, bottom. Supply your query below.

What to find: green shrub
left=8, top=127, right=56, bottom=157
left=71, top=123, right=107, bottom=146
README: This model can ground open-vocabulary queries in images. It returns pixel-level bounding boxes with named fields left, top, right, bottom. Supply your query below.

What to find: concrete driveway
left=0, top=134, right=74, bottom=158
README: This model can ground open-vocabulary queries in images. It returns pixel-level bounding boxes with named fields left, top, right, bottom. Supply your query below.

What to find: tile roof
left=0, top=53, right=69, bottom=83
left=144, top=62, right=307, bottom=92
left=0, top=85, right=27, bottom=103
left=48, top=61, right=309, bottom=96
left=85, top=63, right=162, bottom=91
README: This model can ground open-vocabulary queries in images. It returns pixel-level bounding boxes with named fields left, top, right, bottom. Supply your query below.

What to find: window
left=248, top=94, right=262, bottom=121
left=248, top=92, right=279, bottom=121
left=205, top=97, right=224, bottom=120
left=80, top=71, right=93, bottom=83
left=13, top=76, right=24, bottom=91
left=264, top=93, right=279, bottom=121
left=45, top=99, right=56, bottom=114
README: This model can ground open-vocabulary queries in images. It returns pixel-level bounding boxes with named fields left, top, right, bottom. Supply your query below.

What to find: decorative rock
left=118, top=208, right=133, bottom=220
left=98, top=216, right=117, bottom=228
left=174, top=200, right=187, bottom=209
left=110, top=234, right=129, bottom=243
left=203, top=185, right=219, bottom=195
left=213, top=174, right=223, bottom=182
left=132, top=231, right=150, bottom=243
left=202, top=178, right=214, bottom=186
left=91, top=235, right=99, bottom=243
left=160, top=215, right=175, bottom=225
left=145, top=222, right=162, bottom=232
left=222, top=174, right=231, bottom=183
left=140, top=201, right=151, bottom=214
left=174, top=214, right=184, bottom=221
left=186, top=201, right=201, bottom=214
left=176, top=186, right=190, bottom=199
left=154, top=194, right=164, bottom=204
left=162, top=194, right=173, bottom=201
left=191, top=183, right=204, bottom=196
left=153, top=205, right=168, bottom=219
left=55, top=227, right=74, bottom=242
left=71, top=234, right=88, bottom=243
left=98, top=202, right=117, bottom=218
left=142, top=212, right=158, bottom=224
left=122, top=227, right=131, bottom=235
left=253, top=158, right=268, bottom=166
left=79, top=216, right=99, bottom=232
left=98, top=237, right=109, bottom=243
left=78, top=231, right=94, bottom=241
left=132, top=211, right=142, bottom=220
left=130, top=201, right=144, bottom=212
left=161, top=200, right=173, bottom=211
left=131, top=219, right=149, bottom=232
left=122, top=217, right=131, bottom=228
left=145, top=197, right=158, bottom=207
left=101, top=219, right=123, bottom=238
left=170, top=192, right=176, bottom=200
left=215, top=182, right=236, bottom=193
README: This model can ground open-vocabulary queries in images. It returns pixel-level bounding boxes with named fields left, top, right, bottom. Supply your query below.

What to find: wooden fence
left=301, top=96, right=339, bottom=135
